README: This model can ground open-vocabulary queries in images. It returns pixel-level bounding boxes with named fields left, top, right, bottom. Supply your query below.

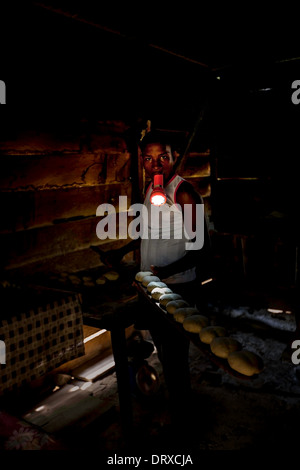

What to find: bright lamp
left=150, top=174, right=167, bottom=206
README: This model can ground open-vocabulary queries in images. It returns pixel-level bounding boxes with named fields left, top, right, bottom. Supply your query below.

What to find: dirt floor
left=19, top=301, right=300, bottom=457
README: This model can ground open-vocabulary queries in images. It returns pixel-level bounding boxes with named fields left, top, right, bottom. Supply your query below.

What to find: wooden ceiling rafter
left=32, top=1, right=211, bottom=71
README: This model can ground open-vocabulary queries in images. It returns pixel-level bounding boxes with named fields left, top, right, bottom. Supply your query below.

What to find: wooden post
left=110, top=322, right=133, bottom=440
left=174, top=106, right=206, bottom=175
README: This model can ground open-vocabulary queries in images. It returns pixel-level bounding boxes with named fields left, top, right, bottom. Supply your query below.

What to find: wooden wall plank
left=0, top=152, right=131, bottom=190
left=186, top=150, right=210, bottom=158
left=0, top=183, right=132, bottom=233
left=0, top=124, right=134, bottom=271
left=181, top=160, right=210, bottom=178
left=0, top=131, right=128, bottom=155
left=0, top=216, right=135, bottom=269
left=2, top=240, right=135, bottom=278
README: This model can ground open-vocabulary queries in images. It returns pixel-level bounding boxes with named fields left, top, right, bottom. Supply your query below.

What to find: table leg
left=110, top=325, right=133, bottom=438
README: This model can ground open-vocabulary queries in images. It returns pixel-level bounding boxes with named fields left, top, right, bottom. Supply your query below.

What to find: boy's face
left=141, top=143, right=176, bottom=182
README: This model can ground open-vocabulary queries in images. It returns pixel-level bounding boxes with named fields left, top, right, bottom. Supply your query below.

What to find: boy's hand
left=150, top=264, right=170, bottom=279
left=150, top=265, right=159, bottom=276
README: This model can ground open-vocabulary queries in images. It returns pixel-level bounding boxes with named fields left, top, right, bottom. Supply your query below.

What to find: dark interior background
left=1, top=1, right=299, bottom=298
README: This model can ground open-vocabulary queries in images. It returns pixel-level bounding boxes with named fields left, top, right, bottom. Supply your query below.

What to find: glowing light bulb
left=150, top=174, right=166, bottom=206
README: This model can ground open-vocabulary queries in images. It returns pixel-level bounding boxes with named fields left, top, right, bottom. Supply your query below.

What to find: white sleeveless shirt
left=140, top=174, right=196, bottom=284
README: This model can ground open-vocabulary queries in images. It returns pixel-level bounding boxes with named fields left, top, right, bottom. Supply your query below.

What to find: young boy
left=137, top=131, right=211, bottom=416
left=98, top=129, right=210, bottom=290
left=139, top=130, right=207, bottom=291
left=93, top=130, right=211, bottom=422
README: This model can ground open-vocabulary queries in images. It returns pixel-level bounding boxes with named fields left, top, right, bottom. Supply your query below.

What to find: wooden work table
left=83, top=277, right=259, bottom=440
left=87, top=279, right=260, bottom=441
left=5, top=269, right=257, bottom=442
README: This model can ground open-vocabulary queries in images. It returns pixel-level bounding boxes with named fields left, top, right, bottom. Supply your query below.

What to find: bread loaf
left=84, top=280, right=95, bottom=287
left=135, top=271, right=154, bottom=282
left=147, top=281, right=168, bottom=293
left=199, top=326, right=227, bottom=344
left=68, top=274, right=81, bottom=285
left=173, top=308, right=200, bottom=323
left=151, top=287, right=173, bottom=300
left=166, top=299, right=189, bottom=314
left=182, top=314, right=209, bottom=332
left=227, top=350, right=264, bottom=376
left=142, top=275, right=160, bottom=287
left=159, top=293, right=183, bottom=307
left=210, top=337, right=242, bottom=359
left=103, top=271, right=119, bottom=281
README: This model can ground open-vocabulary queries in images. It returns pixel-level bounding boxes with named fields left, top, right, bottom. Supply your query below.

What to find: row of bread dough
left=169, top=299, right=264, bottom=377
left=135, top=271, right=264, bottom=377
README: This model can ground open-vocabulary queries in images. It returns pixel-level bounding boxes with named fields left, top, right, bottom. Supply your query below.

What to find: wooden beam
left=174, top=106, right=207, bottom=175
left=0, top=152, right=131, bottom=191
left=3, top=239, right=135, bottom=277
left=181, top=160, right=210, bottom=178
left=32, top=2, right=210, bottom=70
left=0, top=183, right=132, bottom=233
left=0, top=216, right=133, bottom=270
left=0, top=130, right=129, bottom=155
